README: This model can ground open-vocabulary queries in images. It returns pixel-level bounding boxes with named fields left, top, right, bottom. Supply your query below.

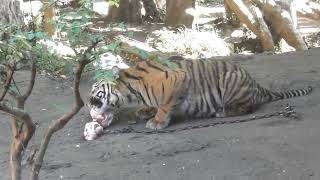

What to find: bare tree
left=165, top=0, right=195, bottom=28
left=224, top=0, right=320, bottom=51
left=105, top=0, right=142, bottom=23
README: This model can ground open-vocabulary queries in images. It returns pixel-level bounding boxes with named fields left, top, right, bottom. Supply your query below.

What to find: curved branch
left=0, top=101, right=35, bottom=180
left=0, top=68, right=14, bottom=101
left=22, top=59, right=36, bottom=101
left=29, top=59, right=88, bottom=180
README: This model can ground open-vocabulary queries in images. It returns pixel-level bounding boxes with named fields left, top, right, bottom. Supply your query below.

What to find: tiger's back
left=174, top=59, right=311, bottom=117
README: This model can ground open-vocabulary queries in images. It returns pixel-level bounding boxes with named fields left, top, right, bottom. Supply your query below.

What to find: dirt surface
left=0, top=48, right=320, bottom=180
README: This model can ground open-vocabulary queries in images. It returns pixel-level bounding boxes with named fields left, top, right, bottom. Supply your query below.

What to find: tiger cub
left=88, top=58, right=312, bottom=130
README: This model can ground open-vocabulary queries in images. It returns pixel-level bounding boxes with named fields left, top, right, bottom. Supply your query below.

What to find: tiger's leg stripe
left=161, top=82, right=165, bottom=102
left=165, top=71, right=169, bottom=79
left=150, top=86, right=159, bottom=106
left=143, top=83, right=152, bottom=105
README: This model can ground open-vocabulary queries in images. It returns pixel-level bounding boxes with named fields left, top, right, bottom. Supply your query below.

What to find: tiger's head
left=88, top=79, right=122, bottom=127
left=88, top=67, right=123, bottom=127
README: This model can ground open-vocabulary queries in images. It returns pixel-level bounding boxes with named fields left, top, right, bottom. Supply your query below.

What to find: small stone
left=128, top=120, right=137, bottom=125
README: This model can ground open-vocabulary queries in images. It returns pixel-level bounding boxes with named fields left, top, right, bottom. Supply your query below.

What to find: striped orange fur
left=89, top=58, right=312, bottom=130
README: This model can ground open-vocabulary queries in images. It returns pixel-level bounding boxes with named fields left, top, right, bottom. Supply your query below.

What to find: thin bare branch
left=81, top=39, right=103, bottom=63
left=0, top=68, right=14, bottom=101
left=22, top=60, right=36, bottom=101
left=29, top=59, right=88, bottom=180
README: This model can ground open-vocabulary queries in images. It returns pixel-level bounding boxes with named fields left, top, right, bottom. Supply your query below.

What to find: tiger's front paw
left=136, top=107, right=157, bottom=121
left=146, top=118, right=169, bottom=130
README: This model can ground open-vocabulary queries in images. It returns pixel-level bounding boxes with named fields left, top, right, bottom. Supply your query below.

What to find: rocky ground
left=1, top=48, right=320, bottom=180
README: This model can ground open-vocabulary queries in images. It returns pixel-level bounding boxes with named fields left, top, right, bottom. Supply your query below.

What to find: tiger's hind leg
left=135, top=107, right=157, bottom=121
left=146, top=70, right=188, bottom=130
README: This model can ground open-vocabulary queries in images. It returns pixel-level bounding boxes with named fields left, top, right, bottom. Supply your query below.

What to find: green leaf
left=27, top=33, right=35, bottom=40
left=127, top=31, right=134, bottom=38
left=138, top=49, right=149, bottom=59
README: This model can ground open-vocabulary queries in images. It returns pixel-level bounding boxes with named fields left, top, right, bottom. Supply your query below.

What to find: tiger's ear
left=112, top=66, right=120, bottom=80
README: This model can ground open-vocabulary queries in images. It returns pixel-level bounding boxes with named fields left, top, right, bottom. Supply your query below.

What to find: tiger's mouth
left=89, top=97, right=103, bottom=108
left=90, top=108, right=114, bottom=128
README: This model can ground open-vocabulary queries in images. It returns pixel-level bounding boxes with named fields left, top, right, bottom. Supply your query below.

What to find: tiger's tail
left=266, top=86, right=312, bottom=102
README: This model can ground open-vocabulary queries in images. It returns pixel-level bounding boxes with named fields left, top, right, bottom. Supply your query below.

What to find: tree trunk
left=141, top=0, right=162, bottom=22
left=155, top=0, right=166, bottom=9
left=225, top=0, right=274, bottom=51
left=253, top=0, right=307, bottom=50
left=42, top=0, right=55, bottom=37
left=0, top=0, right=23, bottom=24
left=296, top=1, right=320, bottom=21
left=105, top=0, right=142, bottom=23
left=165, top=0, right=194, bottom=28
left=224, top=0, right=311, bottom=52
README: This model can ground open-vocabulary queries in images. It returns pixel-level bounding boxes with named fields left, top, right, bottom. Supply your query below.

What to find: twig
left=0, top=68, right=14, bottom=101
left=29, top=59, right=89, bottom=180
left=22, top=59, right=36, bottom=101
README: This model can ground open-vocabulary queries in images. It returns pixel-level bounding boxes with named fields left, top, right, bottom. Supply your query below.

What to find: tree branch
left=22, top=60, right=36, bottom=101
left=0, top=101, right=35, bottom=180
left=29, top=59, right=88, bottom=180
left=0, top=68, right=14, bottom=101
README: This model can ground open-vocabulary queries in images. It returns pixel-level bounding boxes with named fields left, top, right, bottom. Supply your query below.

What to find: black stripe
left=136, top=65, right=149, bottom=73
left=228, top=86, right=251, bottom=107
left=160, top=82, right=165, bottom=102
left=168, top=55, right=184, bottom=61
left=165, top=71, right=169, bottom=79
left=193, top=101, right=200, bottom=115
left=143, top=83, right=152, bottom=105
left=200, top=60, right=215, bottom=114
left=285, top=91, right=291, bottom=98
left=110, top=88, right=119, bottom=105
left=224, top=71, right=239, bottom=104
left=106, top=84, right=110, bottom=104
left=119, top=79, right=139, bottom=99
left=146, top=61, right=165, bottom=72
left=190, top=61, right=197, bottom=94
left=175, top=61, right=183, bottom=68
left=223, top=71, right=234, bottom=99
left=215, top=61, right=222, bottom=100
left=197, top=60, right=207, bottom=113
left=151, top=86, right=159, bottom=106
left=225, top=68, right=248, bottom=105
left=220, top=62, right=228, bottom=98
left=126, top=95, right=132, bottom=103
left=137, top=92, right=147, bottom=105
left=234, top=96, right=252, bottom=110
left=124, top=72, right=143, bottom=80
left=172, top=73, right=177, bottom=87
